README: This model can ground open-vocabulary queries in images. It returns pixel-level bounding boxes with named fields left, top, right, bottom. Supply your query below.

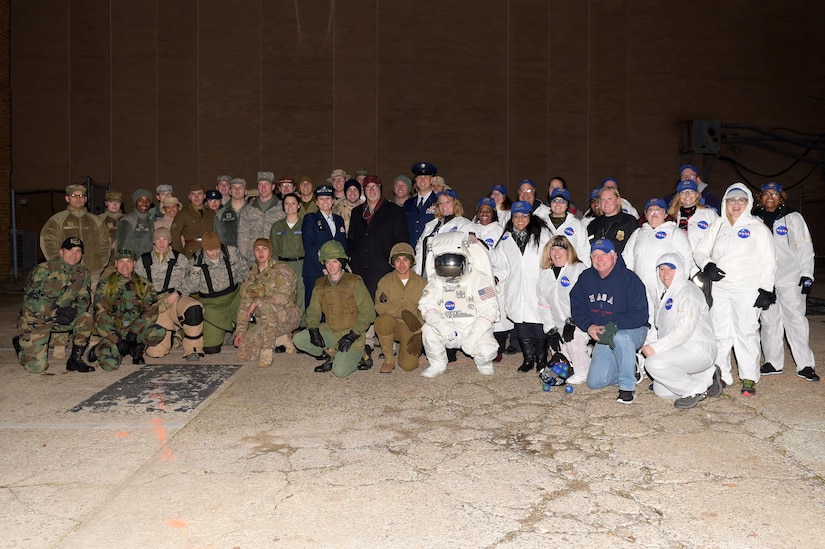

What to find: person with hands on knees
left=292, top=240, right=376, bottom=378
left=537, top=235, right=590, bottom=384
left=14, top=237, right=95, bottom=374
left=374, top=243, right=427, bottom=373
left=641, top=253, right=721, bottom=409
left=570, top=239, right=649, bottom=404
left=753, top=181, right=818, bottom=381
left=693, top=182, right=776, bottom=396
left=419, top=232, right=500, bottom=378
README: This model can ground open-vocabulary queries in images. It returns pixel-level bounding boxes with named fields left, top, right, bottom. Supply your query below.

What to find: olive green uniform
left=92, top=272, right=166, bottom=371
left=41, top=208, right=111, bottom=277
left=172, top=204, right=217, bottom=258
left=374, top=270, right=427, bottom=371
left=235, top=259, right=302, bottom=362
left=270, top=216, right=306, bottom=322
left=294, top=273, right=376, bottom=378
left=16, top=257, right=93, bottom=373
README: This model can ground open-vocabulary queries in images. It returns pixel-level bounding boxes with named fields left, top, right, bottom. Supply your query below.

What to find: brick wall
left=5, top=1, right=825, bottom=277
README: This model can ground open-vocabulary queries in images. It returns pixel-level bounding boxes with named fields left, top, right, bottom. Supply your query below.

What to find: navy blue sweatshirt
left=570, top=255, right=649, bottom=332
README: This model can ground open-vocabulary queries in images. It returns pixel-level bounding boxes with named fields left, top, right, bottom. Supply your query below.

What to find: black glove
left=754, top=288, right=777, bottom=310
left=547, top=328, right=563, bottom=353
left=308, top=328, right=325, bottom=349
left=116, top=337, right=131, bottom=357
left=53, top=307, right=77, bottom=325
left=703, top=262, right=726, bottom=282
left=799, top=276, right=813, bottom=295
left=562, top=319, right=576, bottom=342
left=401, top=310, right=422, bottom=332
left=337, top=330, right=359, bottom=353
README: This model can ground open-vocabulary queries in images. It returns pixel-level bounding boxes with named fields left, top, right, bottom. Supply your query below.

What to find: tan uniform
left=171, top=204, right=217, bottom=258
left=374, top=270, right=426, bottom=371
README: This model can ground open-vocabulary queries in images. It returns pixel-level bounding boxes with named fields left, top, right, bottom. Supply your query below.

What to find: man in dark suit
left=403, top=161, right=438, bottom=247
left=301, top=185, right=348, bottom=307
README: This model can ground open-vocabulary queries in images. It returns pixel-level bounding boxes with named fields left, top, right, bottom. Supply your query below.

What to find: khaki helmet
left=389, top=242, right=415, bottom=266
left=319, top=240, right=347, bottom=263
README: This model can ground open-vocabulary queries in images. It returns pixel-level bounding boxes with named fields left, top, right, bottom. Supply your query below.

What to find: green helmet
left=319, top=240, right=348, bottom=263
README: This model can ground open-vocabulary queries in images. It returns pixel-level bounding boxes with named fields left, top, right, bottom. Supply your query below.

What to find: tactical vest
left=315, top=274, right=359, bottom=331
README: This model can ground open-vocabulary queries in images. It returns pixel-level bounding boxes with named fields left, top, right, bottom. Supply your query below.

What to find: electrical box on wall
left=679, top=120, right=721, bottom=154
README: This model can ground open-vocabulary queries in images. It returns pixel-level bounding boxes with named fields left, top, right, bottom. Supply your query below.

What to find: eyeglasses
left=550, top=198, right=568, bottom=204
left=519, top=188, right=535, bottom=194
left=762, top=191, right=780, bottom=198
left=364, top=184, right=381, bottom=190
left=69, top=193, right=87, bottom=198
left=726, top=197, right=747, bottom=204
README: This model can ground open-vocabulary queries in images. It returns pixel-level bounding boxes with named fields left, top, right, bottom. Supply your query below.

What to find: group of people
left=15, top=162, right=818, bottom=410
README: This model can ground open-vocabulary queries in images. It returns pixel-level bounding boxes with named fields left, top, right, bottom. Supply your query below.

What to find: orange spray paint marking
left=151, top=417, right=177, bottom=461
left=167, top=518, right=187, bottom=529
left=113, top=431, right=129, bottom=438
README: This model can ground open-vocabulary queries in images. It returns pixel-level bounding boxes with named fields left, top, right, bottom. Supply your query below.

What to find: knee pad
left=182, top=305, right=204, bottom=326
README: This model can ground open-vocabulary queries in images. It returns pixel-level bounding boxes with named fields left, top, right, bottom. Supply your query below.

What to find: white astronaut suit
left=418, top=232, right=500, bottom=377
left=643, top=253, right=718, bottom=399
left=759, top=203, right=816, bottom=374
left=693, top=183, right=776, bottom=386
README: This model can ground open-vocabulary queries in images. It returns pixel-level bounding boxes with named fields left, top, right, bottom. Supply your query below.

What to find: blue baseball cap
left=590, top=238, right=615, bottom=254
left=491, top=184, right=507, bottom=196
left=477, top=197, right=496, bottom=209
left=437, top=189, right=458, bottom=200
left=517, top=178, right=535, bottom=189
left=676, top=180, right=698, bottom=193
left=588, top=187, right=602, bottom=201
left=601, top=177, right=619, bottom=188
left=762, top=181, right=783, bottom=193
left=679, top=164, right=700, bottom=178
left=644, top=198, right=667, bottom=211
left=549, top=188, right=570, bottom=202
left=511, top=201, right=532, bottom=215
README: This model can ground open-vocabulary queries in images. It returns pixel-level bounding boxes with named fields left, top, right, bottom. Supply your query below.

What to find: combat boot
left=12, top=335, right=21, bottom=355
left=131, top=344, right=146, bottom=365
left=257, top=348, right=274, bottom=368
left=66, top=344, right=95, bottom=373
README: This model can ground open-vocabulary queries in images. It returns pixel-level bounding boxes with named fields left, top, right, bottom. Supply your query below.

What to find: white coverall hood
left=721, top=182, right=755, bottom=226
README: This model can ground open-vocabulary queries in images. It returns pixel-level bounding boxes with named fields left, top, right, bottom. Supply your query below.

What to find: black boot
left=130, top=344, right=146, bottom=365
left=66, top=344, right=95, bottom=373
left=535, top=337, right=549, bottom=372
left=517, top=338, right=536, bottom=373
left=87, top=344, right=99, bottom=363
left=12, top=335, right=21, bottom=355
left=446, top=348, right=459, bottom=363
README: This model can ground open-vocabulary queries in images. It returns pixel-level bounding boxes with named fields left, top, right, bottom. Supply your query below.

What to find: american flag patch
left=478, top=286, right=496, bottom=300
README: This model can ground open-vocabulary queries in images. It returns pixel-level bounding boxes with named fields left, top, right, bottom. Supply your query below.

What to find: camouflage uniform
left=293, top=272, right=376, bottom=378
left=214, top=201, right=246, bottom=248
left=41, top=209, right=110, bottom=277
left=172, top=204, right=217, bottom=258
left=91, top=271, right=166, bottom=371
left=235, top=260, right=302, bottom=362
left=184, top=244, right=246, bottom=352
left=16, top=257, right=93, bottom=373
left=135, top=249, right=204, bottom=358
left=236, top=197, right=285, bottom=265
left=116, top=211, right=154, bottom=258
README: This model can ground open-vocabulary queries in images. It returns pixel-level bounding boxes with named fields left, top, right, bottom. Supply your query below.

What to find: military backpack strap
left=160, top=250, right=178, bottom=292
left=140, top=252, right=154, bottom=284
left=221, top=244, right=235, bottom=288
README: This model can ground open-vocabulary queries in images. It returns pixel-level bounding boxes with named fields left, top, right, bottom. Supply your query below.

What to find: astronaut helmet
left=434, top=253, right=467, bottom=279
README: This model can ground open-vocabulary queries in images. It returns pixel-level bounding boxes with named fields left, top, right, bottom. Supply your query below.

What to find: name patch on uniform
left=655, top=231, right=667, bottom=240
left=776, top=225, right=788, bottom=236
left=737, top=228, right=751, bottom=239
left=564, top=227, right=575, bottom=237
left=697, top=220, right=709, bottom=230
left=444, top=300, right=456, bottom=310
left=560, top=276, right=571, bottom=287
left=665, top=298, right=673, bottom=310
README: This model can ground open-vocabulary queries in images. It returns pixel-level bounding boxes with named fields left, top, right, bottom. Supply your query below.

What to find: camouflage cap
left=115, top=248, right=136, bottom=260
left=229, top=177, right=247, bottom=187
left=104, top=190, right=122, bottom=202
left=257, top=171, right=275, bottom=183
left=156, top=184, right=174, bottom=194
left=60, top=237, right=84, bottom=252
left=65, top=184, right=86, bottom=196
left=216, top=175, right=232, bottom=184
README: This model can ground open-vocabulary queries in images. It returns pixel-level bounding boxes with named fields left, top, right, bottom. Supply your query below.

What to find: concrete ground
left=1, top=289, right=825, bottom=548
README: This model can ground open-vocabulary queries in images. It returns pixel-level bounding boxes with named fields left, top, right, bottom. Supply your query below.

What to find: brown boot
left=380, top=357, right=395, bottom=373
left=257, top=348, right=274, bottom=368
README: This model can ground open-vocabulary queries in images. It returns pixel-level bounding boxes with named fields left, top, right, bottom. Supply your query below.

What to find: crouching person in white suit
left=419, top=231, right=499, bottom=377
left=641, top=253, right=721, bottom=409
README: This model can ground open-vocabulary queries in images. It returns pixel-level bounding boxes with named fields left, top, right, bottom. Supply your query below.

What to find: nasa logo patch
left=560, top=276, right=571, bottom=287
left=776, top=225, right=788, bottom=236
left=445, top=301, right=456, bottom=311
left=738, top=228, right=751, bottom=239
left=564, top=227, right=575, bottom=237
left=665, top=298, right=673, bottom=310
left=697, top=220, right=709, bottom=230
left=655, top=231, right=667, bottom=240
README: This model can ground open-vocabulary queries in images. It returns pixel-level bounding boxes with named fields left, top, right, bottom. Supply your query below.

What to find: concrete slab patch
left=68, top=364, right=241, bottom=413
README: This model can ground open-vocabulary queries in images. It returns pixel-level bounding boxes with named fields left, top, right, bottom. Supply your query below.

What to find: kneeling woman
left=537, top=235, right=590, bottom=384
left=641, top=253, right=720, bottom=409
left=234, top=238, right=302, bottom=367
